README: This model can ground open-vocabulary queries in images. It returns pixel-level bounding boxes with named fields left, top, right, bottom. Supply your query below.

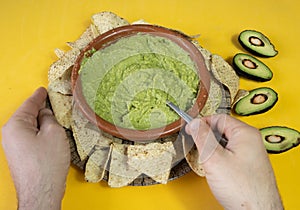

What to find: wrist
left=16, top=177, right=63, bottom=210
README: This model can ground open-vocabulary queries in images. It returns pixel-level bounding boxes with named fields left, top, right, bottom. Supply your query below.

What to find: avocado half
left=233, top=53, right=273, bottom=82
left=234, top=87, right=278, bottom=116
left=238, top=30, right=278, bottom=57
left=260, top=126, right=300, bottom=153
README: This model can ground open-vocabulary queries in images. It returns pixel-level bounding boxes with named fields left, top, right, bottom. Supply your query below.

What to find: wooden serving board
left=58, top=85, right=231, bottom=186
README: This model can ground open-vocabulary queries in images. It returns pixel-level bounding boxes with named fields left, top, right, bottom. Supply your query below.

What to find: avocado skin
left=235, top=100, right=277, bottom=116
left=260, top=126, right=300, bottom=154
left=267, top=146, right=299, bottom=154
left=234, top=87, right=278, bottom=116
left=232, top=54, right=273, bottom=82
left=238, top=30, right=278, bottom=57
left=238, top=39, right=273, bottom=58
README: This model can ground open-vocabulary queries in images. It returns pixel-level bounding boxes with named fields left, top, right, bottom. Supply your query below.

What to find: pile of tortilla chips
left=48, top=11, right=239, bottom=187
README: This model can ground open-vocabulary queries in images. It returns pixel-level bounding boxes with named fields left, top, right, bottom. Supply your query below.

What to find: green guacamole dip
left=79, top=34, right=199, bottom=130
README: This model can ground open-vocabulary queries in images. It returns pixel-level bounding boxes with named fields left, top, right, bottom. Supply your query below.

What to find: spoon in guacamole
left=166, top=101, right=194, bottom=123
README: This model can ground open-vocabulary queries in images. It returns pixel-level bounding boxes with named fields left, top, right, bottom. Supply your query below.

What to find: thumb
left=185, top=118, right=224, bottom=163
left=38, top=108, right=64, bottom=135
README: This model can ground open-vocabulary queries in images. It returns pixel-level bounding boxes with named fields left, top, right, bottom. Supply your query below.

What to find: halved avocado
left=260, top=126, right=300, bottom=153
left=233, top=53, right=273, bottom=81
left=234, top=87, right=278, bottom=116
left=238, top=30, right=278, bottom=57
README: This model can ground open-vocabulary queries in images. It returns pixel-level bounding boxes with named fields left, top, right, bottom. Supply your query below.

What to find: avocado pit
left=266, top=135, right=284, bottom=143
left=251, top=94, right=267, bottom=104
left=242, top=59, right=257, bottom=69
left=249, top=36, right=264, bottom=46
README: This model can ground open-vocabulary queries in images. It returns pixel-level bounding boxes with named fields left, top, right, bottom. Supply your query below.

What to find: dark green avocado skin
left=238, top=39, right=273, bottom=58
left=266, top=141, right=300, bottom=154
left=233, top=66, right=270, bottom=82
left=238, top=30, right=278, bottom=57
left=260, top=126, right=300, bottom=154
left=232, top=54, right=272, bottom=82
left=266, top=146, right=299, bottom=154
left=235, top=100, right=278, bottom=116
left=234, top=87, right=278, bottom=116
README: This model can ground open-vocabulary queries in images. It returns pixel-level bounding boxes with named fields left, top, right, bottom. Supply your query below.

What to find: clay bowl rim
left=71, top=24, right=210, bottom=141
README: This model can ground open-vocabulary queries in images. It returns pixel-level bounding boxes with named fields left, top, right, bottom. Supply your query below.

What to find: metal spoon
left=166, top=101, right=228, bottom=147
left=166, top=101, right=193, bottom=123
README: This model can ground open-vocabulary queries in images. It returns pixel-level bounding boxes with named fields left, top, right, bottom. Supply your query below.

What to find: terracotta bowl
left=71, top=24, right=210, bottom=141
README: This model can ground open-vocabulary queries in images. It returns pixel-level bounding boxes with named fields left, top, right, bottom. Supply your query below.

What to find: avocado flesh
left=260, top=126, right=300, bottom=153
left=238, top=30, right=278, bottom=57
left=234, top=87, right=278, bottom=116
left=233, top=53, right=273, bottom=81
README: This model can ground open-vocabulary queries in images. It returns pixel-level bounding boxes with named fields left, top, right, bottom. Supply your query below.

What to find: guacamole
left=79, top=34, right=199, bottom=130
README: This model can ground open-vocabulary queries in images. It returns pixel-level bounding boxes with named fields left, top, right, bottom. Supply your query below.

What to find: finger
left=185, top=118, right=224, bottom=163
left=38, top=108, right=58, bottom=128
left=37, top=108, right=65, bottom=135
left=205, top=114, right=249, bottom=141
left=12, top=87, right=48, bottom=123
left=37, top=108, right=69, bottom=146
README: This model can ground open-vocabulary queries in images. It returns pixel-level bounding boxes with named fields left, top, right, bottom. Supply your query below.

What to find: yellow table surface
left=1, top=0, right=300, bottom=209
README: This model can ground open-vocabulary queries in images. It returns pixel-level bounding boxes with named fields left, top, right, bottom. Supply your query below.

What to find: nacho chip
left=163, top=134, right=184, bottom=164
left=127, top=141, right=175, bottom=184
left=108, top=143, right=141, bottom=188
left=67, top=24, right=99, bottom=50
left=150, top=173, right=170, bottom=184
left=85, top=144, right=112, bottom=183
left=48, top=48, right=80, bottom=83
left=232, top=89, right=250, bottom=108
left=182, top=135, right=205, bottom=177
left=131, top=19, right=150, bottom=25
left=91, top=11, right=129, bottom=34
left=54, top=48, right=65, bottom=58
left=200, top=78, right=223, bottom=116
left=48, top=79, right=72, bottom=95
left=185, top=145, right=206, bottom=177
left=71, top=106, right=112, bottom=160
left=211, top=54, right=239, bottom=104
left=48, top=88, right=72, bottom=129
left=192, top=41, right=212, bottom=71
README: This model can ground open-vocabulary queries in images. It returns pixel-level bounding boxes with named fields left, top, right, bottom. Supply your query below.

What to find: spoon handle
left=166, top=101, right=193, bottom=123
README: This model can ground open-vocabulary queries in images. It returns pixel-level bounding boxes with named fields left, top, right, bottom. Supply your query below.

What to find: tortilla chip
left=108, top=143, right=141, bottom=188
left=200, top=77, right=223, bottom=116
left=211, top=54, right=239, bottom=104
left=232, top=89, right=250, bottom=107
left=91, top=11, right=129, bottom=34
left=182, top=135, right=205, bottom=177
left=54, top=48, right=65, bottom=58
left=67, top=24, right=99, bottom=50
left=71, top=106, right=112, bottom=160
left=48, top=88, right=72, bottom=129
left=163, top=134, right=184, bottom=165
left=127, top=141, right=175, bottom=184
left=49, top=62, right=72, bottom=94
left=192, top=41, right=212, bottom=71
left=85, top=144, right=112, bottom=183
left=150, top=173, right=170, bottom=184
left=48, top=79, right=72, bottom=95
left=131, top=19, right=150, bottom=25
left=48, top=48, right=80, bottom=83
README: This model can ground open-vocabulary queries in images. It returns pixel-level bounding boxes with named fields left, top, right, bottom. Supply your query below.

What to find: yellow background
left=1, top=0, right=300, bottom=209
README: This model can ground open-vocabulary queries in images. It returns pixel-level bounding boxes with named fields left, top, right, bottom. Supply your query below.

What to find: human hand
left=2, top=87, right=70, bottom=210
left=185, top=114, right=283, bottom=210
